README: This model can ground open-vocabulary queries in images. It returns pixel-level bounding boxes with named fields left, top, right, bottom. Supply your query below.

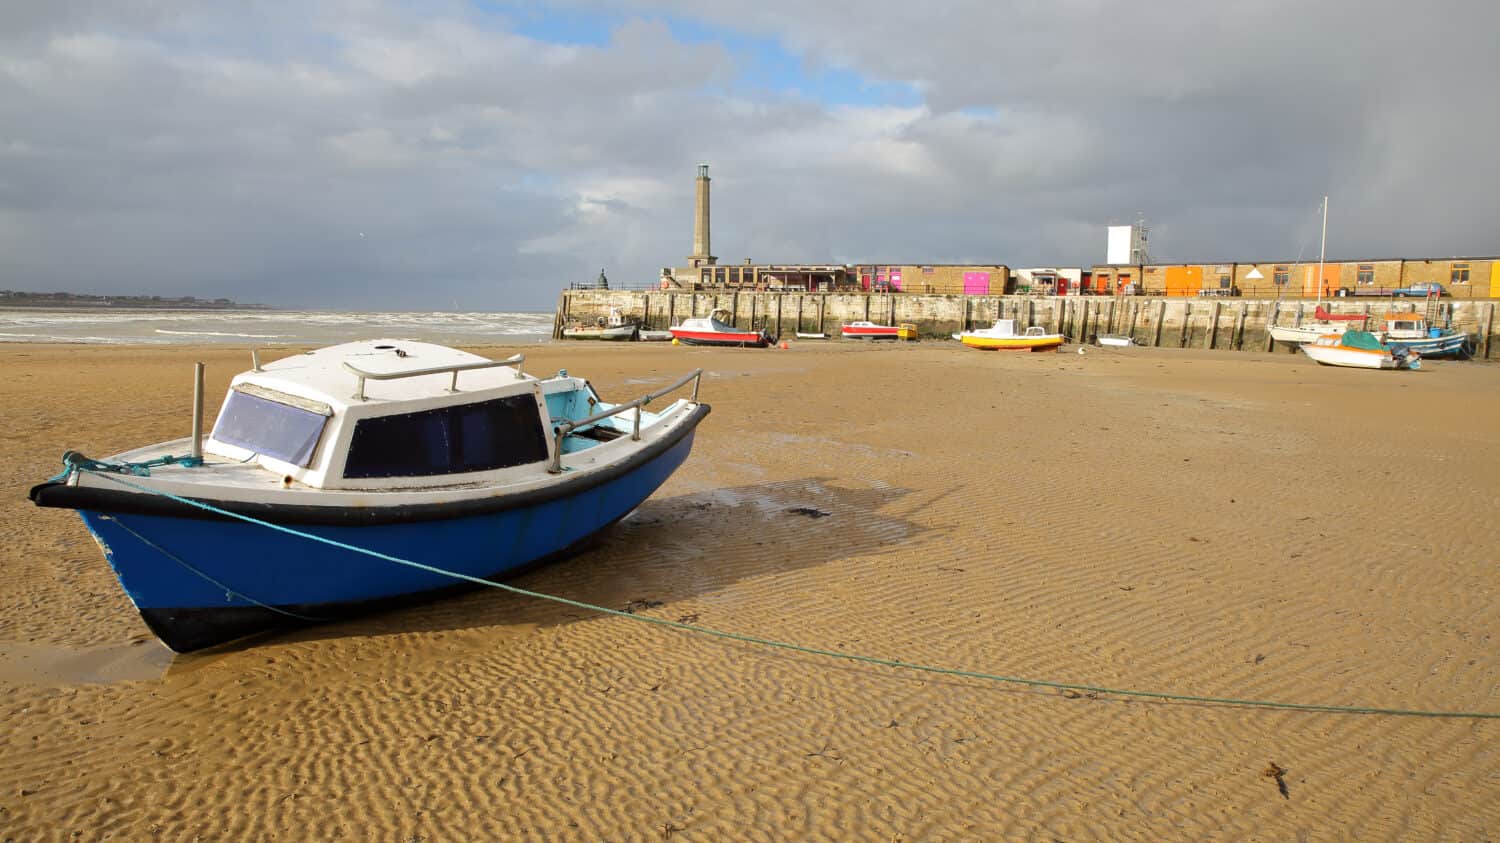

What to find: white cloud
left=0, top=0, right=1495, bottom=308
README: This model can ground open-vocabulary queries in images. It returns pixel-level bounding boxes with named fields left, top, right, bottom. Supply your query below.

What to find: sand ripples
left=1, top=344, right=1497, bottom=839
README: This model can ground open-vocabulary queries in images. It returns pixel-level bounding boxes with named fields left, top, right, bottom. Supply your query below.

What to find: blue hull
left=1389, top=333, right=1472, bottom=358
left=69, top=429, right=698, bottom=651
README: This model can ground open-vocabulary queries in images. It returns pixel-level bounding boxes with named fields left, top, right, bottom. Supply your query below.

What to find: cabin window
left=1358, top=264, right=1374, bottom=285
left=211, top=389, right=331, bottom=468
left=1274, top=266, right=1289, bottom=286
left=1451, top=263, right=1470, bottom=285
left=343, top=395, right=549, bottom=479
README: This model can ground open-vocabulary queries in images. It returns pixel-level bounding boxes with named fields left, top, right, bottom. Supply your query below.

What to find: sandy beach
left=1, top=340, right=1496, bottom=840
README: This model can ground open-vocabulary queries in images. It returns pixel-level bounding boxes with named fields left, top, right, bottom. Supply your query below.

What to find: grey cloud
left=1, top=1, right=1496, bottom=310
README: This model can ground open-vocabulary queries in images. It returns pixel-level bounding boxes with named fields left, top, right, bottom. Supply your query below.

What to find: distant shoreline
left=0, top=301, right=274, bottom=311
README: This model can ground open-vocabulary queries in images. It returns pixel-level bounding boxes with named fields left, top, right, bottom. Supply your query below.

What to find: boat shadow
left=193, top=476, right=926, bottom=653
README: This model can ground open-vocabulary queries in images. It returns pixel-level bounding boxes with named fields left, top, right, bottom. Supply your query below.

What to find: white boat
left=841, top=321, right=900, bottom=340
left=29, top=341, right=711, bottom=651
left=959, top=319, right=1064, bottom=352
left=637, top=329, right=673, bottom=342
left=669, top=309, right=773, bottom=348
left=562, top=306, right=639, bottom=341
left=1095, top=334, right=1138, bottom=347
left=1300, top=331, right=1420, bottom=370
left=794, top=332, right=828, bottom=340
left=562, top=323, right=638, bottom=341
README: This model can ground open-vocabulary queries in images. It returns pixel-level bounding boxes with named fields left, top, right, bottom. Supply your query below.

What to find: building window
left=1274, top=266, right=1289, bottom=286
left=1218, top=275, right=1231, bottom=289
left=922, top=266, right=934, bottom=274
left=1452, top=263, right=1470, bottom=285
left=1357, top=264, right=1374, bottom=286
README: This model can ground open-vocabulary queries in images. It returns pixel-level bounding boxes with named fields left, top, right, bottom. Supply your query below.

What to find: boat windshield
left=211, top=389, right=331, bottom=467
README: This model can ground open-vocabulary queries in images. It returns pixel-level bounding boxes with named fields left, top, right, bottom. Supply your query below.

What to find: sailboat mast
left=1316, top=195, right=1328, bottom=304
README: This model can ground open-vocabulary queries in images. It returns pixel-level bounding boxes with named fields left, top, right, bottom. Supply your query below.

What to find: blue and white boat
left=30, top=340, right=709, bottom=652
left=1379, top=312, right=1473, bottom=358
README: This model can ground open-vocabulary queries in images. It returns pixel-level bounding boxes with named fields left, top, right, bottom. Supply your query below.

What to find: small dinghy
left=562, top=306, right=639, bottom=341
left=840, top=321, right=900, bottom=340
left=562, top=323, right=638, bottom=341
left=30, top=340, right=710, bottom=651
left=959, top=319, right=1064, bottom=352
left=668, top=309, right=774, bottom=348
left=1095, top=334, right=1138, bottom=347
left=1300, top=330, right=1420, bottom=370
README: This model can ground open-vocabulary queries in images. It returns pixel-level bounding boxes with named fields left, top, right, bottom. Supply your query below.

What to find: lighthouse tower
left=687, top=164, right=717, bottom=268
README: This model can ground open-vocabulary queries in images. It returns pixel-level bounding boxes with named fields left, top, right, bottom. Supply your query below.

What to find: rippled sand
left=1, top=341, right=1497, bottom=840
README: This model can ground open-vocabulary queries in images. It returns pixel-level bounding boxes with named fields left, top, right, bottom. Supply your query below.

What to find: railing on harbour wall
left=554, top=289, right=1498, bottom=359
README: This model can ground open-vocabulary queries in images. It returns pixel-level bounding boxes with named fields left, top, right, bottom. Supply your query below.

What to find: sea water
left=0, top=308, right=555, bottom=346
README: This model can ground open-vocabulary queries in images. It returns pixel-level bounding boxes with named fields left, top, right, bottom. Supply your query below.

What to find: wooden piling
left=1264, top=301, right=1280, bottom=352
left=1232, top=303, right=1246, bottom=350
left=1482, top=303, right=1495, bottom=359
left=1152, top=300, right=1166, bottom=347
left=1205, top=301, right=1221, bottom=349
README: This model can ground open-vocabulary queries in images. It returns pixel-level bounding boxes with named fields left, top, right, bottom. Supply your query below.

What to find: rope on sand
left=79, top=468, right=1500, bottom=720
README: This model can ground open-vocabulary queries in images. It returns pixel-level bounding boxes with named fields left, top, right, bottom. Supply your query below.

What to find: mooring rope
left=73, top=467, right=1500, bottom=720
left=104, top=516, right=325, bottom=622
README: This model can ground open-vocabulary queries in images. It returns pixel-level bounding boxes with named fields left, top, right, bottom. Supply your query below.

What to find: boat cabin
left=204, top=340, right=650, bottom=492
left=1382, top=313, right=1433, bottom=339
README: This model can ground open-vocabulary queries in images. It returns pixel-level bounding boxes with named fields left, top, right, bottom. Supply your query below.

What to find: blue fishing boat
left=30, top=340, right=709, bottom=652
left=1379, top=312, right=1473, bottom=358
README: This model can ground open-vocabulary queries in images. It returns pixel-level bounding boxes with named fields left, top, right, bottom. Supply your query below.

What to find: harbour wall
left=555, top=290, right=1498, bottom=358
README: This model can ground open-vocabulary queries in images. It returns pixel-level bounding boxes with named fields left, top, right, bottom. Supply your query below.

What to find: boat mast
left=1316, top=195, right=1327, bottom=304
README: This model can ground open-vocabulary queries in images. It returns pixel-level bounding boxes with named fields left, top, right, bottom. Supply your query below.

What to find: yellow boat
left=959, top=319, right=1064, bottom=352
left=897, top=322, right=919, bottom=341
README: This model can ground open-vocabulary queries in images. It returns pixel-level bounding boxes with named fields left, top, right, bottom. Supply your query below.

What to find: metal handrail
left=344, top=353, right=525, bottom=401
left=548, top=368, right=702, bottom=474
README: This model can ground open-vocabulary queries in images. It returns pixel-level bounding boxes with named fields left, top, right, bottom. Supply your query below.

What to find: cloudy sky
left=2, top=1, right=1496, bottom=310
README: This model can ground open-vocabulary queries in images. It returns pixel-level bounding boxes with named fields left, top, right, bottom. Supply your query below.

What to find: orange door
left=1165, top=266, right=1201, bottom=296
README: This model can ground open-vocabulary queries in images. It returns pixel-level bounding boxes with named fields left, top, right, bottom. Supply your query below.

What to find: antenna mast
left=1316, top=196, right=1327, bottom=304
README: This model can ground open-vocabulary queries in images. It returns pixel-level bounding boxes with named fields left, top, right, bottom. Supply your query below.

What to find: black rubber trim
left=30, top=404, right=709, bottom=527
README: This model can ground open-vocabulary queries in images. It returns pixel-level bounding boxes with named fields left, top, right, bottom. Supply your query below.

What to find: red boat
left=840, top=321, right=899, bottom=340
left=668, top=312, right=774, bottom=348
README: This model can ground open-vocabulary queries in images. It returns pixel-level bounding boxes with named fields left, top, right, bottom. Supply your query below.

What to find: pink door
left=963, top=271, right=990, bottom=295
